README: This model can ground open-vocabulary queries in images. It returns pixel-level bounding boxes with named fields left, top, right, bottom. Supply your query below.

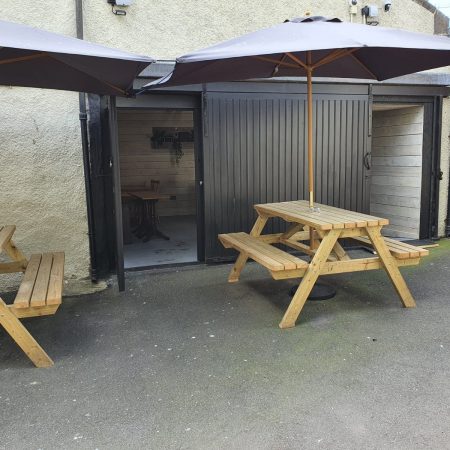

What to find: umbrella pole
left=306, top=59, right=314, bottom=209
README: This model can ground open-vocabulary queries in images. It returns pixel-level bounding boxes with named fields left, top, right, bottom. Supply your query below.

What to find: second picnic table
left=219, top=200, right=429, bottom=329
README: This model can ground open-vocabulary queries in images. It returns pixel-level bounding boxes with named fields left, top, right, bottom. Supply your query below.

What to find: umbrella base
left=289, top=281, right=337, bottom=301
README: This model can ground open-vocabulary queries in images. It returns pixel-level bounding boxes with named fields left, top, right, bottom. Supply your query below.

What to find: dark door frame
left=371, top=94, right=443, bottom=240
left=115, top=96, right=205, bottom=275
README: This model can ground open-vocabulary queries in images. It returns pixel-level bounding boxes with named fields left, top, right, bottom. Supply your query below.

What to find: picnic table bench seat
left=219, top=232, right=308, bottom=272
left=11, top=252, right=65, bottom=318
left=352, top=236, right=429, bottom=259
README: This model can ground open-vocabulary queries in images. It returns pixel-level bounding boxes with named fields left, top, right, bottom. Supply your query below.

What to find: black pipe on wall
left=75, top=0, right=98, bottom=281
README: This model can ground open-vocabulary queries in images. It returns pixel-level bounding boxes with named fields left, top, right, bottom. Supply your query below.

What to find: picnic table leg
left=279, top=229, right=341, bottom=329
left=281, top=223, right=304, bottom=239
left=0, top=298, right=54, bottom=368
left=3, top=240, right=27, bottom=267
left=228, top=215, right=268, bottom=283
left=365, top=226, right=416, bottom=308
left=316, top=229, right=350, bottom=261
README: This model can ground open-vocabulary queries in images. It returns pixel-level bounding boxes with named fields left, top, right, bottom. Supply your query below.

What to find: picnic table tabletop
left=255, top=200, right=389, bottom=230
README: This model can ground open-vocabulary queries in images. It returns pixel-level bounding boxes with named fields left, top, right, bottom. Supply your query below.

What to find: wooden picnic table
left=128, top=190, right=175, bottom=242
left=0, top=225, right=65, bottom=367
left=219, top=200, right=429, bottom=329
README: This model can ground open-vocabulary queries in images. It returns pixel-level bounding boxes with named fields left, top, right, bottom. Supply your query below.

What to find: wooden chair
left=0, top=225, right=65, bottom=368
left=146, top=179, right=160, bottom=192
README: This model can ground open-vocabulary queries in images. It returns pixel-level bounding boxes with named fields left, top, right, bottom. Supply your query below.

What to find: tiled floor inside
left=124, top=215, right=197, bottom=268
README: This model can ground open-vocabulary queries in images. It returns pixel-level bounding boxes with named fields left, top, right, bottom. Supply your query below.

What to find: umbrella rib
left=346, top=52, right=377, bottom=79
left=312, top=48, right=359, bottom=70
left=46, top=54, right=127, bottom=95
left=0, top=52, right=46, bottom=66
left=271, top=54, right=288, bottom=76
left=253, top=55, right=304, bottom=70
left=286, top=52, right=309, bottom=70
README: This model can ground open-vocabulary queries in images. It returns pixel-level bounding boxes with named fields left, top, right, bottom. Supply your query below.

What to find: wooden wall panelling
left=118, top=110, right=196, bottom=216
left=370, top=106, right=424, bottom=239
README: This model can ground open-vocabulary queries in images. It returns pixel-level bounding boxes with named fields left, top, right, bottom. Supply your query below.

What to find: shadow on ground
left=1, top=240, right=450, bottom=449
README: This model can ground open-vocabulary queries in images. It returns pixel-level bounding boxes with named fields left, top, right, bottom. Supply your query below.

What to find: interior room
left=118, top=108, right=198, bottom=269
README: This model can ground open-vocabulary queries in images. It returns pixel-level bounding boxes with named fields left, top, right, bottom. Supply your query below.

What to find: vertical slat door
left=203, top=90, right=370, bottom=260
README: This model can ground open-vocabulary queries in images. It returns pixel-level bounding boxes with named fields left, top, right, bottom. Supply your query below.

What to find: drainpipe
left=75, top=0, right=98, bottom=281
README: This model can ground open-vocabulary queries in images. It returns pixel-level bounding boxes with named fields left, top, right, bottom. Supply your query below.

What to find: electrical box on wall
left=362, top=5, right=379, bottom=17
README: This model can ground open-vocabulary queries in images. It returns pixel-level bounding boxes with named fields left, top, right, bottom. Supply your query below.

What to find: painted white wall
left=0, top=2, right=89, bottom=292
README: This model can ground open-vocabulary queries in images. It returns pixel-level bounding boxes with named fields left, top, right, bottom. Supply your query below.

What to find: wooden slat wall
left=118, top=109, right=196, bottom=216
left=203, top=91, right=370, bottom=260
left=370, top=106, right=424, bottom=239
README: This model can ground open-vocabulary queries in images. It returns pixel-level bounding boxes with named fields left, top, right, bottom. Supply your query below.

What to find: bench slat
left=232, top=233, right=300, bottom=270
left=46, top=252, right=65, bottom=306
left=353, top=236, right=429, bottom=259
left=14, top=254, right=42, bottom=308
left=221, top=233, right=285, bottom=270
left=30, top=253, right=53, bottom=307
left=220, top=232, right=307, bottom=271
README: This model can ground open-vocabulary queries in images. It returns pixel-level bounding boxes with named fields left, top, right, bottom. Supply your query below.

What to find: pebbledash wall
left=0, top=0, right=448, bottom=291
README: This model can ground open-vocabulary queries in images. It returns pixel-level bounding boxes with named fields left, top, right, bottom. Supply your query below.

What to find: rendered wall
left=0, top=2, right=90, bottom=292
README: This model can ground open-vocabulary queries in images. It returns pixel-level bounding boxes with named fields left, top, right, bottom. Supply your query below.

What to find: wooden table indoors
left=128, top=191, right=175, bottom=242
left=219, top=200, right=429, bottom=329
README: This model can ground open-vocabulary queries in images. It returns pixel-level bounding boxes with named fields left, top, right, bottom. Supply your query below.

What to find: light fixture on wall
left=107, top=0, right=133, bottom=16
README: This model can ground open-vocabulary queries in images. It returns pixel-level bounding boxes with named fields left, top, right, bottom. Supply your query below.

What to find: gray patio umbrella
left=0, top=19, right=153, bottom=96
left=144, top=16, right=450, bottom=208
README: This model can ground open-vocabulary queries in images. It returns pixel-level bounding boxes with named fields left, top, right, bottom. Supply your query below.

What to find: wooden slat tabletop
left=254, top=200, right=389, bottom=230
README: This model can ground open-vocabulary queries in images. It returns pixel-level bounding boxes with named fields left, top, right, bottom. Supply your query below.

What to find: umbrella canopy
left=0, top=19, right=154, bottom=96
left=146, top=16, right=450, bottom=86
left=143, top=16, right=450, bottom=207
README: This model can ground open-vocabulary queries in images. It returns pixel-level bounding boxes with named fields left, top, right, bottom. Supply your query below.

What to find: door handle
left=363, top=152, right=372, bottom=170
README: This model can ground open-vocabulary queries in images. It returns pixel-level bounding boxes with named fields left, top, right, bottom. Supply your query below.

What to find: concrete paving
left=1, top=241, right=450, bottom=449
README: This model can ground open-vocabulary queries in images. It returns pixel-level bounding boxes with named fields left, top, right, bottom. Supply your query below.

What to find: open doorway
left=117, top=108, right=199, bottom=268
left=370, top=103, right=424, bottom=239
